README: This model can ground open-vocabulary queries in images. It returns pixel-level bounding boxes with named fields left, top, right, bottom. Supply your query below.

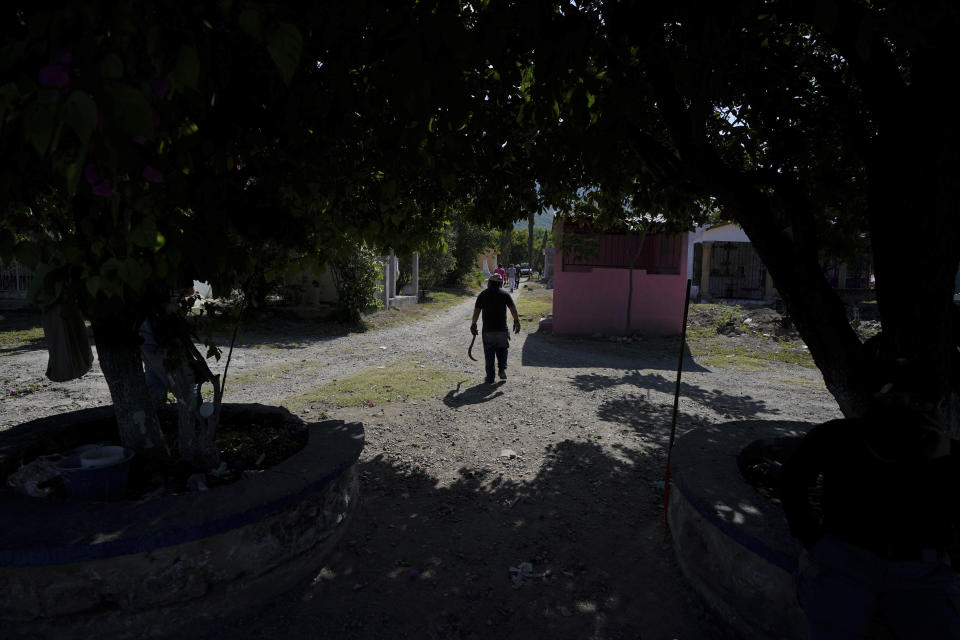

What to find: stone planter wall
left=667, top=420, right=811, bottom=640
left=0, top=404, right=364, bottom=639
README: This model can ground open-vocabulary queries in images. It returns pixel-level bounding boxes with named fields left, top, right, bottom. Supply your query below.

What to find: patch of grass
left=688, top=303, right=748, bottom=328
left=699, top=353, right=770, bottom=371
left=760, top=348, right=816, bottom=367
left=689, top=339, right=815, bottom=371
left=685, top=303, right=815, bottom=370
left=517, top=288, right=553, bottom=327
left=777, top=377, right=827, bottom=389
left=227, top=361, right=321, bottom=390
left=0, top=312, right=46, bottom=349
left=284, top=355, right=465, bottom=411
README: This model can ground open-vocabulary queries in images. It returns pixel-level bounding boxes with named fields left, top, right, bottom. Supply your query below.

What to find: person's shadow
left=442, top=380, right=505, bottom=407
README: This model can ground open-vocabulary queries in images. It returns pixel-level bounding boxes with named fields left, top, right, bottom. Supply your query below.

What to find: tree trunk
left=624, top=234, right=646, bottom=335
left=500, top=227, right=512, bottom=267
left=528, top=211, right=535, bottom=268
left=866, top=131, right=960, bottom=436
left=158, top=318, right=222, bottom=470
left=93, top=325, right=168, bottom=454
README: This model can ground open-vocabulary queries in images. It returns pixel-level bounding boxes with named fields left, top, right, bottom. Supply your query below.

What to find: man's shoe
left=498, top=369, right=507, bottom=380
left=484, top=377, right=494, bottom=383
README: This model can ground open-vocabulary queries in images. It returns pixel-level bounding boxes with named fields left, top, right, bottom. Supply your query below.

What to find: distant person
left=780, top=361, right=960, bottom=639
left=514, top=264, right=521, bottom=289
left=507, top=264, right=516, bottom=292
left=470, top=274, right=521, bottom=383
left=495, top=264, right=506, bottom=284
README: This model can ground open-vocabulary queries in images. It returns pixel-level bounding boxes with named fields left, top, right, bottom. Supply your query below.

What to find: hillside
left=513, top=207, right=555, bottom=232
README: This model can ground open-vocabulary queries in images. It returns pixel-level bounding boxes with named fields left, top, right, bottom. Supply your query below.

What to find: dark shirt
left=779, top=418, right=960, bottom=554
left=475, top=288, right=515, bottom=333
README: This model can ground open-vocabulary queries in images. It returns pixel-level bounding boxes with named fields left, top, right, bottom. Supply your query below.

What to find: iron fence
left=0, top=259, right=34, bottom=296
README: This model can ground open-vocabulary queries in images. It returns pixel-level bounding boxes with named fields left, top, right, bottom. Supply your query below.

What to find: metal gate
left=707, top=242, right=766, bottom=300
left=0, top=260, right=33, bottom=297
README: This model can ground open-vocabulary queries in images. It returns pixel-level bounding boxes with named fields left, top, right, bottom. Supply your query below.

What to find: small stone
left=499, top=449, right=517, bottom=459
left=186, top=473, right=208, bottom=491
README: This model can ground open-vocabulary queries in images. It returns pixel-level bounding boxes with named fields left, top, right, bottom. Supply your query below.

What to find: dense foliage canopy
left=4, top=0, right=960, bottom=456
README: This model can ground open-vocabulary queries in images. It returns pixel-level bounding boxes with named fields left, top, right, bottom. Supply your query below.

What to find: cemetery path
left=1, top=288, right=841, bottom=639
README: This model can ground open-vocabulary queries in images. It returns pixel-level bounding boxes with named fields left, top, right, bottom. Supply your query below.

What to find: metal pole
left=663, top=278, right=692, bottom=539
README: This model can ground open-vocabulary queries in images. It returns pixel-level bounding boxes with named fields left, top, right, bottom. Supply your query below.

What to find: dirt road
left=0, top=285, right=840, bottom=639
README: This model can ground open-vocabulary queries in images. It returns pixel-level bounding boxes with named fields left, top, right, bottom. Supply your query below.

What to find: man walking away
left=507, top=264, right=516, bottom=292
left=471, top=274, right=521, bottom=383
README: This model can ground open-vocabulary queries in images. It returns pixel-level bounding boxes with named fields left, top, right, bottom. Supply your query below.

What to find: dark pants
left=482, top=331, right=509, bottom=380
left=798, top=536, right=960, bottom=639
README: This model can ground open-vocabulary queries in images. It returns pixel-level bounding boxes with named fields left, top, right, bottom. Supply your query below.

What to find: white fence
left=0, top=260, right=33, bottom=298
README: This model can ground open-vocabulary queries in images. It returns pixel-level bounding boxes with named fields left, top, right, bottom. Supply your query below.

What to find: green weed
left=284, top=355, right=465, bottom=410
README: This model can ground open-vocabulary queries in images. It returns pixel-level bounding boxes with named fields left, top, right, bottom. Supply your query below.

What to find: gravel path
left=0, top=284, right=842, bottom=639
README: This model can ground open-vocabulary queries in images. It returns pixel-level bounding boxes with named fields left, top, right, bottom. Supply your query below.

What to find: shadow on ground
left=520, top=331, right=709, bottom=373
left=207, top=435, right=735, bottom=640
left=442, top=381, right=506, bottom=407
left=571, top=370, right=779, bottom=424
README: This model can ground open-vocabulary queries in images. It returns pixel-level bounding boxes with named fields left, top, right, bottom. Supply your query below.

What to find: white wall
left=686, top=223, right=752, bottom=285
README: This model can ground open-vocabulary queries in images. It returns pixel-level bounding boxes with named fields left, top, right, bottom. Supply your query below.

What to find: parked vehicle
left=520, top=263, right=531, bottom=276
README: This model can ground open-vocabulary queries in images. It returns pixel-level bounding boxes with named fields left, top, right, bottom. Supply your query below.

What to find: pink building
left=551, top=219, right=689, bottom=336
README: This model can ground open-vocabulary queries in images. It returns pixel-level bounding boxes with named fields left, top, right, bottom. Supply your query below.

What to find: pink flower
left=131, top=135, right=146, bottom=144
left=142, top=165, right=163, bottom=183
left=84, top=163, right=100, bottom=184
left=38, top=65, right=70, bottom=87
left=56, top=53, right=72, bottom=65
left=150, top=77, right=170, bottom=99
left=9, top=389, right=16, bottom=395
left=92, top=179, right=113, bottom=197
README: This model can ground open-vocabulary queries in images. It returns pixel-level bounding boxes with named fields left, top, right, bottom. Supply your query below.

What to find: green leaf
left=100, top=53, right=124, bottom=79
left=106, top=83, right=153, bottom=137
left=27, top=262, right=62, bottom=307
left=64, top=90, right=97, bottom=144
left=146, top=26, right=163, bottom=68
left=428, top=116, right=435, bottom=133
left=64, top=159, right=83, bottom=196
left=175, top=44, right=200, bottom=90
left=118, top=257, right=145, bottom=289
left=586, top=91, right=596, bottom=109
left=131, top=218, right=159, bottom=248
left=85, top=275, right=101, bottom=297
left=266, top=22, right=302, bottom=85
left=238, top=8, right=262, bottom=39
left=23, top=98, right=57, bottom=156
left=0, top=82, right=19, bottom=120
left=384, top=179, right=397, bottom=200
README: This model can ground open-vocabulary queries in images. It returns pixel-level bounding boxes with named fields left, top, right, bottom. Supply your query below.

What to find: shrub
left=332, top=245, right=384, bottom=324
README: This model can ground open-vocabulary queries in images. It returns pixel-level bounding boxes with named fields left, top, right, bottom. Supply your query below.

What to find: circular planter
left=0, top=404, right=364, bottom=639
left=667, top=420, right=811, bottom=640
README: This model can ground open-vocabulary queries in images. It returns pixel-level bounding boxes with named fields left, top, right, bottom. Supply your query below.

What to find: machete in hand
left=468, top=334, right=478, bottom=361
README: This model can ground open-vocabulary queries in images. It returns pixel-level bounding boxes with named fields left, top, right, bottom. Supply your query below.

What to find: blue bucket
left=57, top=447, right=135, bottom=501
